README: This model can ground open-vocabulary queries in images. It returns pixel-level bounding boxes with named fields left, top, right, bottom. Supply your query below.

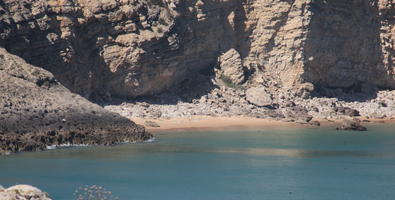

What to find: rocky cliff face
left=0, top=0, right=394, bottom=99
left=0, top=48, right=151, bottom=154
left=302, top=0, right=395, bottom=95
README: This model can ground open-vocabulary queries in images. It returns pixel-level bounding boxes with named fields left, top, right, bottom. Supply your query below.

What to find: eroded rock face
left=0, top=48, right=152, bottom=154
left=302, top=0, right=395, bottom=92
left=0, top=0, right=393, bottom=99
left=0, top=0, right=247, bottom=99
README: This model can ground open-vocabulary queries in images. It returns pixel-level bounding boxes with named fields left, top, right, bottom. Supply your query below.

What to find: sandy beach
left=130, top=116, right=395, bottom=133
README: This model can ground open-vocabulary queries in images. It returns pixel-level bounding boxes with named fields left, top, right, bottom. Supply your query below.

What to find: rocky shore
left=105, top=84, right=395, bottom=128
left=0, top=48, right=152, bottom=155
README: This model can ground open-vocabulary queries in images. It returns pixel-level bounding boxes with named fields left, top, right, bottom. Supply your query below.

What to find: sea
left=1, top=124, right=395, bottom=200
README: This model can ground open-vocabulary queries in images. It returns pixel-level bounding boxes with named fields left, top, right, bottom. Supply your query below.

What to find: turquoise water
left=1, top=125, right=395, bottom=200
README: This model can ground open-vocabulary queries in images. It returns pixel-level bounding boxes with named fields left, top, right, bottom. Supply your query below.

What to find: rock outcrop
left=0, top=0, right=393, bottom=100
left=0, top=185, right=51, bottom=200
left=0, top=48, right=152, bottom=155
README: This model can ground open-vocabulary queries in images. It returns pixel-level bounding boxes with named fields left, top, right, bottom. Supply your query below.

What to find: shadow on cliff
left=109, top=0, right=250, bottom=105
left=3, top=12, right=112, bottom=101
left=302, top=0, right=392, bottom=102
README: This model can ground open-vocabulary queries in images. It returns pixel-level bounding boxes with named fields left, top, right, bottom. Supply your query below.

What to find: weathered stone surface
left=246, top=87, right=273, bottom=107
left=282, top=106, right=313, bottom=123
left=296, top=82, right=315, bottom=99
left=309, top=121, right=321, bottom=126
left=0, top=48, right=152, bottom=154
left=216, top=48, right=245, bottom=85
left=302, top=0, right=395, bottom=93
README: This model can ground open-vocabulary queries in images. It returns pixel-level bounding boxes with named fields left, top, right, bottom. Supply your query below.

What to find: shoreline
left=130, top=116, right=395, bottom=133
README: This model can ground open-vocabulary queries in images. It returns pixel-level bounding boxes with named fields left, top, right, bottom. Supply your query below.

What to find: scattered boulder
left=249, top=109, right=285, bottom=119
left=278, top=99, right=296, bottom=108
left=309, top=121, right=321, bottom=126
left=334, top=107, right=360, bottom=117
left=282, top=106, right=313, bottom=123
left=336, top=119, right=367, bottom=131
left=246, top=87, right=273, bottom=107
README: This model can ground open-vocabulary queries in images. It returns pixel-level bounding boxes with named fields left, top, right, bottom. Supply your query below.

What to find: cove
left=1, top=125, right=395, bottom=200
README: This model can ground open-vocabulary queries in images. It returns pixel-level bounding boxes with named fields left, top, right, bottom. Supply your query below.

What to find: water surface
left=1, top=125, right=395, bottom=200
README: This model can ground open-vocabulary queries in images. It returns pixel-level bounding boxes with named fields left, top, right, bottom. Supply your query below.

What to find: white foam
left=46, top=143, right=88, bottom=150
left=145, top=137, right=157, bottom=143
left=46, top=138, right=156, bottom=150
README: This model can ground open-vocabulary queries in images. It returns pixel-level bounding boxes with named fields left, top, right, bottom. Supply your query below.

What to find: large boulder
left=246, top=87, right=273, bottom=107
left=336, top=119, right=367, bottom=131
left=216, top=49, right=245, bottom=85
left=0, top=48, right=152, bottom=154
left=282, top=106, right=313, bottom=123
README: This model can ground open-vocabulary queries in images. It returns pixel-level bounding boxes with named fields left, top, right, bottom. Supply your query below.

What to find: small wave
left=144, top=137, right=157, bottom=143
left=46, top=138, right=156, bottom=150
left=46, top=143, right=89, bottom=150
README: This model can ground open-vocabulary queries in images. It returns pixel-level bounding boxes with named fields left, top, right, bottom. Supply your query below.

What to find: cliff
left=0, top=0, right=393, bottom=100
left=0, top=48, right=152, bottom=154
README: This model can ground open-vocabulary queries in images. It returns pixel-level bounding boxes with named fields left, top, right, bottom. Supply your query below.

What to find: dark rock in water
left=334, top=107, right=360, bottom=117
left=309, top=121, right=321, bottom=126
left=336, top=119, right=367, bottom=131
left=145, top=121, right=160, bottom=128
left=0, top=48, right=152, bottom=155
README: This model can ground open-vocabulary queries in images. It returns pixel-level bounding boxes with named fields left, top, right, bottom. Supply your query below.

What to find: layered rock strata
left=0, top=48, right=152, bottom=155
left=0, top=0, right=393, bottom=100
